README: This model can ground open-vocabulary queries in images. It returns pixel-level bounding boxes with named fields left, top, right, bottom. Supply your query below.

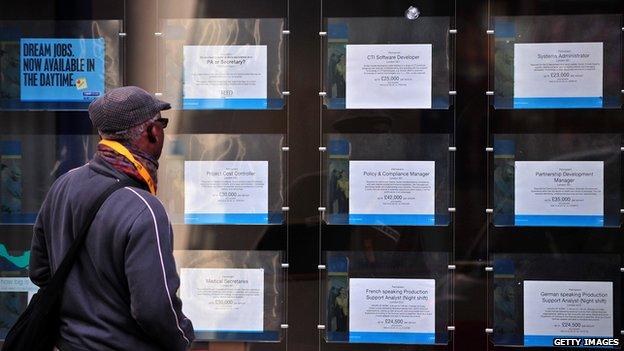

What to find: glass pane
left=325, top=251, right=449, bottom=345
left=0, top=20, right=123, bottom=110
left=492, top=133, right=620, bottom=227
left=159, top=134, right=284, bottom=225
left=174, top=250, right=284, bottom=342
left=493, top=14, right=622, bottom=109
left=324, top=133, right=451, bottom=226
left=324, top=16, right=450, bottom=110
left=160, top=18, right=285, bottom=110
left=1, top=135, right=98, bottom=224
left=492, top=253, right=621, bottom=347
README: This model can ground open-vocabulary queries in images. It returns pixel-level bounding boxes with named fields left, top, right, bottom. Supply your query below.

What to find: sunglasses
left=155, top=117, right=169, bottom=129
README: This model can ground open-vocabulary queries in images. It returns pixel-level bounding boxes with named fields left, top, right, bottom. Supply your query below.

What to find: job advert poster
left=183, top=45, right=267, bottom=109
left=523, top=280, right=613, bottom=346
left=348, top=161, right=435, bottom=225
left=180, top=268, right=264, bottom=332
left=345, top=44, right=432, bottom=109
left=349, top=278, right=435, bottom=344
left=184, top=161, right=269, bottom=224
left=514, top=161, right=604, bottom=226
left=20, top=38, right=105, bottom=102
left=513, top=42, right=603, bottom=108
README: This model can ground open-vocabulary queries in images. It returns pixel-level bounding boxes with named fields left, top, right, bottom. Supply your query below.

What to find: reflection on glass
left=493, top=14, right=622, bottom=109
left=160, top=18, right=285, bottom=110
left=492, top=134, right=620, bottom=227
left=0, top=20, right=123, bottom=111
left=174, top=250, right=283, bottom=342
left=0, top=135, right=97, bottom=224
left=325, top=251, right=449, bottom=345
left=159, top=134, right=284, bottom=225
left=324, top=17, right=450, bottom=110
left=325, top=133, right=450, bottom=226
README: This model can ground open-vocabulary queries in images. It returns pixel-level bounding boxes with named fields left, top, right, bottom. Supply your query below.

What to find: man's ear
left=147, top=125, right=157, bottom=143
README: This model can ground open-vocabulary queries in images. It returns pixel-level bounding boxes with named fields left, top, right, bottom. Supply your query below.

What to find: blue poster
left=20, top=38, right=105, bottom=102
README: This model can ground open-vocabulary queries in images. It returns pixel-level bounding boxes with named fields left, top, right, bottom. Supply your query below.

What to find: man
left=29, top=86, right=195, bottom=350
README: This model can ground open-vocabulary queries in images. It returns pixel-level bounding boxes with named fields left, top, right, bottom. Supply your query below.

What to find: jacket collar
left=88, top=156, right=149, bottom=192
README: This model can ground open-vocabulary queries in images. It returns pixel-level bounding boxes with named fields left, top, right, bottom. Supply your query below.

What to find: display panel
left=492, top=134, right=620, bottom=227
left=158, top=134, right=284, bottom=225
left=493, top=14, right=622, bottom=109
left=160, top=18, right=285, bottom=110
left=325, top=133, right=451, bottom=226
left=324, top=16, right=450, bottom=110
left=0, top=241, right=35, bottom=339
left=0, top=20, right=123, bottom=110
left=0, top=135, right=97, bottom=224
left=492, top=253, right=621, bottom=347
left=173, top=250, right=284, bottom=342
left=325, top=251, right=449, bottom=345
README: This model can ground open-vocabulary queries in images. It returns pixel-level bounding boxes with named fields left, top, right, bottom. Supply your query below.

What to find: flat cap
left=88, top=86, right=170, bottom=133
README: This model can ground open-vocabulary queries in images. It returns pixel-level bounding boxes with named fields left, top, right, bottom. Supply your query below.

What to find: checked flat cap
left=88, top=86, right=171, bottom=133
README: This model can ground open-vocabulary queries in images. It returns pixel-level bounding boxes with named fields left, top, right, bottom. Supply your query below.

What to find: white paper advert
left=180, top=268, right=264, bottom=332
left=514, top=42, right=603, bottom=99
left=349, top=278, right=435, bottom=333
left=0, top=277, right=39, bottom=302
left=514, top=161, right=603, bottom=216
left=183, top=45, right=267, bottom=99
left=346, top=44, right=432, bottom=109
left=349, top=161, right=435, bottom=215
left=524, top=280, right=613, bottom=338
left=184, top=161, right=268, bottom=214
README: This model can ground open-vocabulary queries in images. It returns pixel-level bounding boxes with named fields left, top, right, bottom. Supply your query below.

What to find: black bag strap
left=47, top=178, right=140, bottom=289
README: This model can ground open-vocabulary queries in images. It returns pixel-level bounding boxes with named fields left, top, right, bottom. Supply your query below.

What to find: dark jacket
left=30, top=156, right=194, bottom=351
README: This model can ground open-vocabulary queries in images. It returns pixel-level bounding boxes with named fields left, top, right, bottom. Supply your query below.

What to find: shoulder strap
left=47, top=178, right=140, bottom=289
